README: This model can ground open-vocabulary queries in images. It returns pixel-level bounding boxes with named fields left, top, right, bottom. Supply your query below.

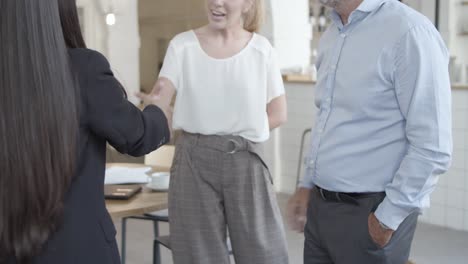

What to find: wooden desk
left=105, top=163, right=170, bottom=219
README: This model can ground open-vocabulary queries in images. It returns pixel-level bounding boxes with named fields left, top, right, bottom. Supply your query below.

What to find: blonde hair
left=243, top=0, right=265, bottom=32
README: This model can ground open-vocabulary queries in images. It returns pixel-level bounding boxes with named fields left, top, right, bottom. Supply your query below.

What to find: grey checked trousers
left=168, top=132, right=289, bottom=264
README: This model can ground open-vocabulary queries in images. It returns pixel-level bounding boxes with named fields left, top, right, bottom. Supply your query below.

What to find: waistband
left=315, top=186, right=385, bottom=205
left=177, top=132, right=267, bottom=163
left=180, top=131, right=263, bottom=151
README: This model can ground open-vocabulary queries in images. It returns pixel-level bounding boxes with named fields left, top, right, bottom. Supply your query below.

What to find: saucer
left=146, top=183, right=169, bottom=192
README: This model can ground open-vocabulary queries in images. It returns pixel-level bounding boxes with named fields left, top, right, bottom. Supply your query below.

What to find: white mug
left=148, top=172, right=170, bottom=189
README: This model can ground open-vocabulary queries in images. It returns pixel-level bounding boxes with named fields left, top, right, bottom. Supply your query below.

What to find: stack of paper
left=104, top=166, right=151, bottom=185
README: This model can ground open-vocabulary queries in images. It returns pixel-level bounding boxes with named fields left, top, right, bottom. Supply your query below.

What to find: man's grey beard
left=319, top=0, right=343, bottom=8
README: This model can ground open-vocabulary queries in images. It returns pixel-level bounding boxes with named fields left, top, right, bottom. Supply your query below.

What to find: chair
left=121, top=145, right=174, bottom=264
left=295, top=128, right=312, bottom=188
left=121, top=210, right=170, bottom=264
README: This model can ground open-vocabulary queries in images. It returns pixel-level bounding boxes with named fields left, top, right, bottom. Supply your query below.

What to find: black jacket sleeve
left=83, top=50, right=170, bottom=156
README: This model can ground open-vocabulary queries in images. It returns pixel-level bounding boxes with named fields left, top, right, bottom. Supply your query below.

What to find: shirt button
left=318, top=129, right=324, bottom=133
left=340, top=33, right=347, bottom=38
left=309, top=160, right=315, bottom=166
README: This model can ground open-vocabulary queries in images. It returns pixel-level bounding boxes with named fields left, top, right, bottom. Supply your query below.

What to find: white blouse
left=159, top=30, right=285, bottom=142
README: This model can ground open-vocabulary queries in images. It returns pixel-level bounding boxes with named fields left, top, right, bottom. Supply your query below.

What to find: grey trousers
left=304, top=187, right=418, bottom=264
left=168, top=133, right=289, bottom=264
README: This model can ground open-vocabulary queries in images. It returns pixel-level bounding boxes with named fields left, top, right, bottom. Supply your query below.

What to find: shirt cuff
left=374, top=198, right=414, bottom=231
left=298, top=167, right=315, bottom=189
left=298, top=181, right=314, bottom=189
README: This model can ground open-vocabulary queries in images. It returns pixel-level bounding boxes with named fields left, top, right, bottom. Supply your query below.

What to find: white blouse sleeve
left=266, top=48, right=285, bottom=103
left=158, top=41, right=180, bottom=91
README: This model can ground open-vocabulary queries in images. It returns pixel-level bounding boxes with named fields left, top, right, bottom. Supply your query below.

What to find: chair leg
left=121, top=217, right=128, bottom=264
left=153, top=222, right=161, bottom=264
left=295, top=128, right=312, bottom=188
left=153, top=221, right=160, bottom=237
left=153, top=239, right=162, bottom=264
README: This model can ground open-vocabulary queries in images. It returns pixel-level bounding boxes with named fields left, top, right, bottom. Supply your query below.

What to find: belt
left=316, top=186, right=384, bottom=205
left=178, top=132, right=269, bottom=169
left=179, top=132, right=250, bottom=153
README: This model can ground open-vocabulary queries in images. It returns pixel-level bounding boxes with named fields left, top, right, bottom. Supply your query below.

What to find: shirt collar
left=329, top=0, right=389, bottom=29
left=356, top=0, right=388, bottom=13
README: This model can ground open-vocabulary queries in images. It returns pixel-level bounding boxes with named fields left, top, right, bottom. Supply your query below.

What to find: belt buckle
left=227, top=139, right=240, bottom=154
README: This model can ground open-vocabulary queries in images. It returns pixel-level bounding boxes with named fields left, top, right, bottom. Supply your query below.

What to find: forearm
left=155, top=78, right=176, bottom=107
left=375, top=146, right=451, bottom=230
left=268, top=113, right=286, bottom=130
left=267, top=95, right=287, bottom=130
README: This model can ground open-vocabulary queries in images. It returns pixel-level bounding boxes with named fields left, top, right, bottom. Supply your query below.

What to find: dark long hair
left=0, top=0, right=78, bottom=262
left=59, top=0, right=87, bottom=48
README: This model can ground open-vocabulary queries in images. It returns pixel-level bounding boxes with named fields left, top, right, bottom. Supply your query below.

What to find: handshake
left=136, top=78, right=175, bottom=131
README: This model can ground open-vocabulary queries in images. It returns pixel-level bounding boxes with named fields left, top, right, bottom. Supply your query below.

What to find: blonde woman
left=138, top=0, right=288, bottom=263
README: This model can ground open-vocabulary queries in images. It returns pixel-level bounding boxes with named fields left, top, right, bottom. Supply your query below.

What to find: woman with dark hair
left=0, top=0, right=170, bottom=263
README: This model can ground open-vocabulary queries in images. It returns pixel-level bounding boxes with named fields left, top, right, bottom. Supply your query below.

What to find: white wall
left=76, top=0, right=107, bottom=53
left=436, top=0, right=468, bottom=71
left=259, top=0, right=274, bottom=43
left=106, top=1, right=140, bottom=104
left=269, top=0, right=311, bottom=69
left=76, top=0, right=140, bottom=104
left=450, top=0, right=468, bottom=67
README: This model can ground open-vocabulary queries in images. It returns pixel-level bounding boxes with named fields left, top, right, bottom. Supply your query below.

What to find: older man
left=287, top=0, right=452, bottom=263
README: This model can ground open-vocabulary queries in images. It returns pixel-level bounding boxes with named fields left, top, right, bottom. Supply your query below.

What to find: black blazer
left=9, top=48, right=169, bottom=264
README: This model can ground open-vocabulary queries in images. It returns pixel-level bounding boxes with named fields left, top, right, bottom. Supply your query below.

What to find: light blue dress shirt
left=300, top=0, right=452, bottom=230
